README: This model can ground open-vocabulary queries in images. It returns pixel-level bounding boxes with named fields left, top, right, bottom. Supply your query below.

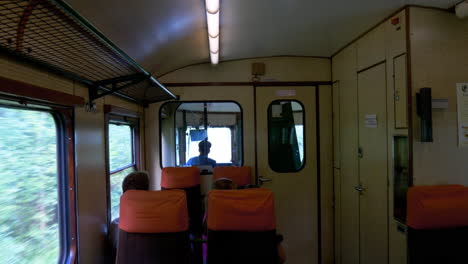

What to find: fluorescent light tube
left=205, top=0, right=219, bottom=14
left=210, top=52, right=219, bottom=65
left=209, top=36, right=219, bottom=53
left=206, top=11, right=219, bottom=38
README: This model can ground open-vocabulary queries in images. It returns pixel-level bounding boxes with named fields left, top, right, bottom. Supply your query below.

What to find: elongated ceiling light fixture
left=205, top=0, right=219, bottom=64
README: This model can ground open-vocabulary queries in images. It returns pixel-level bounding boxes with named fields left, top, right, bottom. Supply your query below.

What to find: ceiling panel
left=66, top=0, right=459, bottom=76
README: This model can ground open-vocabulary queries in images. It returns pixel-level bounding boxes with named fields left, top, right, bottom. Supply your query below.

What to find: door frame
left=253, top=83, right=331, bottom=264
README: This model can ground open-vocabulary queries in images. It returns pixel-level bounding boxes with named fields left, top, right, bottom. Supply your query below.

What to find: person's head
left=122, top=171, right=149, bottom=193
left=199, top=139, right=212, bottom=155
left=212, top=177, right=237, bottom=190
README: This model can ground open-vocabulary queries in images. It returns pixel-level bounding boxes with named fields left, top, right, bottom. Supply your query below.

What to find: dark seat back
left=161, top=167, right=202, bottom=235
left=207, top=188, right=278, bottom=264
left=407, top=185, right=468, bottom=264
left=116, top=190, right=189, bottom=264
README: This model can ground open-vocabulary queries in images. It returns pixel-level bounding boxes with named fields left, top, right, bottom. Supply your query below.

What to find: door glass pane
left=0, top=107, right=60, bottom=263
left=268, top=101, right=305, bottom=172
left=108, top=124, right=133, bottom=171
left=160, top=102, right=242, bottom=168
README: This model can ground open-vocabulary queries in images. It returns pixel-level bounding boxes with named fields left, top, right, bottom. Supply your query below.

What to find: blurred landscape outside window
left=0, top=107, right=60, bottom=263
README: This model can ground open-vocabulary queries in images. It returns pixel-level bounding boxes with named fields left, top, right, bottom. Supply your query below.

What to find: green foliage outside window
left=109, top=124, right=133, bottom=172
left=108, top=124, right=135, bottom=220
left=110, top=167, right=135, bottom=220
left=0, top=107, right=59, bottom=264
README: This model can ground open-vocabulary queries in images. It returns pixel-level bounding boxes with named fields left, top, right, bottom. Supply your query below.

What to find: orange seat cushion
left=213, top=166, right=252, bottom=186
left=161, top=167, right=200, bottom=189
left=119, top=190, right=188, bottom=233
left=208, top=188, right=275, bottom=231
left=407, top=185, right=468, bottom=229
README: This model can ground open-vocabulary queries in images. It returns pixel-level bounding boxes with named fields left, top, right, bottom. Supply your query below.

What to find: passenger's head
left=212, top=178, right=237, bottom=190
left=199, top=139, right=212, bottom=155
left=122, top=171, right=149, bottom=193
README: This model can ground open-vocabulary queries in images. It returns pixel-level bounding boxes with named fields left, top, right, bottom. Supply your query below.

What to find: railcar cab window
left=0, top=104, right=73, bottom=264
left=160, top=102, right=243, bottom=169
left=268, top=100, right=305, bottom=172
left=105, top=108, right=140, bottom=221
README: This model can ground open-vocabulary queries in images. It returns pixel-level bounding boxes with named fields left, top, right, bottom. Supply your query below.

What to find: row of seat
left=117, top=166, right=277, bottom=264
left=116, top=188, right=277, bottom=264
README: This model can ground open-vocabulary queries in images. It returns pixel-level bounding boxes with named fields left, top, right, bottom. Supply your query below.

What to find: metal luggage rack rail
left=0, top=0, right=176, bottom=106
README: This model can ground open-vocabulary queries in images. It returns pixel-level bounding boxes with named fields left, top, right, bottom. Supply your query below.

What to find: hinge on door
left=358, top=147, right=363, bottom=158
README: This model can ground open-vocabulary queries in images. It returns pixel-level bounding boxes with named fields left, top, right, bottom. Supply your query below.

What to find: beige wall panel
left=333, top=168, right=342, bottom=264
left=385, top=10, right=407, bottom=59
left=146, top=86, right=256, bottom=190
left=332, top=44, right=360, bottom=264
left=0, top=55, right=74, bottom=94
left=332, top=82, right=341, bottom=168
left=159, top=57, right=331, bottom=83
left=358, top=63, right=388, bottom=264
left=74, top=99, right=108, bottom=264
left=357, top=25, right=386, bottom=71
left=389, top=222, right=408, bottom=264
left=409, top=7, right=468, bottom=186
left=386, top=53, right=408, bottom=264
left=319, top=86, right=334, bottom=264
left=394, top=55, right=408, bottom=128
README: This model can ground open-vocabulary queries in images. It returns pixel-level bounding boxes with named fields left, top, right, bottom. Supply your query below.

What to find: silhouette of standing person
left=186, top=139, right=217, bottom=167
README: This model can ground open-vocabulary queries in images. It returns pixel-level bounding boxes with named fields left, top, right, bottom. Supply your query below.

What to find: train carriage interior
left=1, top=0, right=468, bottom=263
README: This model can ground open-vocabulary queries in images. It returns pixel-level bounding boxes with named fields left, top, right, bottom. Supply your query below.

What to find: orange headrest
left=213, top=166, right=252, bottom=186
left=407, top=185, right=468, bottom=229
left=119, top=190, right=189, bottom=233
left=161, top=167, right=200, bottom=189
left=208, top=188, right=276, bottom=231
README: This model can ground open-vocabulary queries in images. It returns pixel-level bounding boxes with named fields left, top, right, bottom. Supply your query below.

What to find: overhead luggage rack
left=0, top=0, right=177, bottom=106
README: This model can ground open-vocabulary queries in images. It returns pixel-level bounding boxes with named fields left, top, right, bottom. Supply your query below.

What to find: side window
left=0, top=105, right=72, bottom=263
left=106, top=110, right=140, bottom=222
left=160, top=102, right=243, bottom=168
left=268, top=100, right=305, bottom=172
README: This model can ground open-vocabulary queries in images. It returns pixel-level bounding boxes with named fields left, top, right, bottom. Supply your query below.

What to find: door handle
left=258, top=176, right=273, bottom=184
left=354, top=184, right=365, bottom=194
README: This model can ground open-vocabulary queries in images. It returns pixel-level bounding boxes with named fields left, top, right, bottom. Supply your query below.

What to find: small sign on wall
left=456, top=83, right=468, bottom=147
left=276, top=90, right=296, bottom=97
left=365, top=114, right=378, bottom=128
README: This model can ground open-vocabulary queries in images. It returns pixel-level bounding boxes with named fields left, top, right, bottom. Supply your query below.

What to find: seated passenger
left=108, top=171, right=149, bottom=262
left=186, top=139, right=217, bottom=167
left=212, top=177, right=237, bottom=190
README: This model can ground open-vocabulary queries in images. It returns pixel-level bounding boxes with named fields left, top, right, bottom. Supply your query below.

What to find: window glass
left=109, top=124, right=133, bottom=171
left=0, top=107, right=60, bottom=263
left=268, top=101, right=305, bottom=172
left=160, top=102, right=242, bottom=168
left=108, top=123, right=135, bottom=221
left=110, top=167, right=135, bottom=220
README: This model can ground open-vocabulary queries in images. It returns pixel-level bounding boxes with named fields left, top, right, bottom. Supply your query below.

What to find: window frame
left=159, top=100, right=244, bottom=169
left=267, top=99, right=306, bottom=173
left=104, top=105, right=141, bottom=227
left=0, top=95, right=78, bottom=264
